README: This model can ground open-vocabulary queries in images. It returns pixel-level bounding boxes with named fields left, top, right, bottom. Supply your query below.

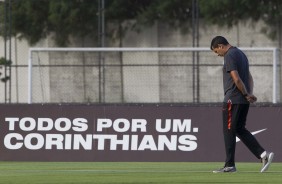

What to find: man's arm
left=230, top=70, right=257, bottom=103
left=248, top=71, right=254, bottom=95
left=230, top=70, right=248, bottom=95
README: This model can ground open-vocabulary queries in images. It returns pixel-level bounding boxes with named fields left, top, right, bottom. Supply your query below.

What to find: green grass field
left=0, top=162, right=281, bottom=184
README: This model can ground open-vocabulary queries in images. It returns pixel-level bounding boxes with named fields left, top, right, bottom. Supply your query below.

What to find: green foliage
left=134, top=0, right=194, bottom=33
left=48, top=0, right=99, bottom=46
left=0, top=57, right=12, bottom=66
left=0, top=57, right=12, bottom=83
left=8, top=0, right=99, bottom=46
left=3, top=0, right=196, bottom=46
left=10, top=0, right=49, bottom=45
left=199, top=0, right=258, bottom=27
left=106, top=0, right=194, bottom=34
left=1, top=0, right=282, bottom=46
left=199, top=0, right=282, bottom=39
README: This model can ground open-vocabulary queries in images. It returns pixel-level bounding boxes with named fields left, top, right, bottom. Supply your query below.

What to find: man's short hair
left=210, top=36, right=229, bottom=50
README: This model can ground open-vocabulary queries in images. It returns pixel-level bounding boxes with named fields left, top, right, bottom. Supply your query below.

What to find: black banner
left=0, top=104, right=280, bottom=162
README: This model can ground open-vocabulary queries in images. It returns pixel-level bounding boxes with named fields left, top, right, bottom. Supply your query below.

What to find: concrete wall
left=0, top=20, right=281, bottom=103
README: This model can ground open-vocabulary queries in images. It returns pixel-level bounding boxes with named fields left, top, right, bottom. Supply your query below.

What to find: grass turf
left=0, top=162, right=281, bottom=184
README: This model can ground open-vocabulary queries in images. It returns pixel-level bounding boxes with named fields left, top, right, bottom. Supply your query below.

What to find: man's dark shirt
left=223, top=47, right=250, bottom=104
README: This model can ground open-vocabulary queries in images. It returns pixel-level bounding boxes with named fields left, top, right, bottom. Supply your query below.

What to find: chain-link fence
left=28, top=47, right=280, bottom=104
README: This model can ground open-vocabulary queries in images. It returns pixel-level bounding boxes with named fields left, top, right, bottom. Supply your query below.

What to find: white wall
left=0, top=20, right=280, bottom=103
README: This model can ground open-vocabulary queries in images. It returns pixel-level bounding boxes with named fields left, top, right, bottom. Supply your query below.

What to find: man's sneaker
left=261, top=152, right=274, bottom=172
left=213, top=166, right=236, bottom=173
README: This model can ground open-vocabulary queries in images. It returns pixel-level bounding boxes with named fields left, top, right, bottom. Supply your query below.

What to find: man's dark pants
left=222, top=102, right=265, bottom=167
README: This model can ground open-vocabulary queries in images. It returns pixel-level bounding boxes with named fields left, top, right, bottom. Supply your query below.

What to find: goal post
left=238, top=47, right=280, bottom=104
left=28, top=47, right=280, bottom=104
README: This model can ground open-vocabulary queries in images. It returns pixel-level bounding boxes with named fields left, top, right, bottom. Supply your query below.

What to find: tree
left=48, top=0, right=99, bottom=46
left=6, top=0, right=100, bottom=46
left=120, top=0, right=194, bottom=33
left=9, top=0, right=49, bottom=45
left=1, top=0, right=282, bottom=46
left=2, top=0, right=197, bottom=46
left=105, top=0, right=195, bottom=44
left=0, top=57, right=12, bottom=83
left=199, top=0, right=282, bottom=39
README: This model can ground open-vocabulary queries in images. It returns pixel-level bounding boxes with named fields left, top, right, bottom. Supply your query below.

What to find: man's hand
left=246, top=94, right=257, bottom=103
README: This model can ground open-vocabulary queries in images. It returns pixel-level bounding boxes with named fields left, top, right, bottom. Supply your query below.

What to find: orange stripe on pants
left=227, top=100, right=232, bottom=130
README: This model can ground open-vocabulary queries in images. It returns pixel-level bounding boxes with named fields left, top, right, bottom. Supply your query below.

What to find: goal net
left=28, top=47, right=280, bottom=104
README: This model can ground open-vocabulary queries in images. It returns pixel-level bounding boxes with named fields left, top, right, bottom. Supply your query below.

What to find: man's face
left=212, top=45, right=225, bottom=57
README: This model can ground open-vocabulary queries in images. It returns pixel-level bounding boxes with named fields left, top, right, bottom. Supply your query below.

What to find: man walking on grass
left=210, top=36, right=274, bottom=173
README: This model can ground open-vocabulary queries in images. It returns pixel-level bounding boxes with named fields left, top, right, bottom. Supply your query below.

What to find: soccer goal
left=28, top=47, right=280, bottom=104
